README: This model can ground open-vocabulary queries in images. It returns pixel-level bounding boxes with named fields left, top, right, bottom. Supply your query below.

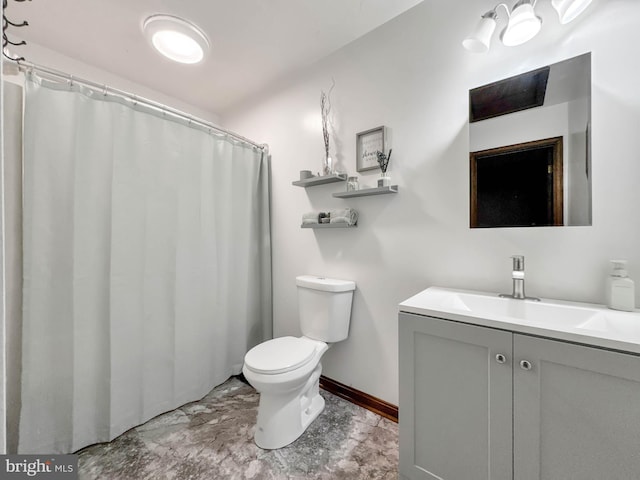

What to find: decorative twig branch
left=376, top=149, right=392, bottom=174
left=320, top=78, right=335, bottom=161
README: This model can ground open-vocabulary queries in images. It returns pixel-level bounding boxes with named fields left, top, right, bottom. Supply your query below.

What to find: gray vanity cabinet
left=399, top=313, right=513, bottom=480
left=513, top=334, right=640, bottom=480
left=399, top=312, right=640, bottom=480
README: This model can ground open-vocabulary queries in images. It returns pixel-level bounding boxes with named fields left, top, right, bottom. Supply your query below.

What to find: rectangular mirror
left=469, top=53, right=591, bottom=228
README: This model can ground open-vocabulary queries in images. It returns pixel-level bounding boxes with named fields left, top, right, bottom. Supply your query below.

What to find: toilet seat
left=244, top=336, right=318, bottom=375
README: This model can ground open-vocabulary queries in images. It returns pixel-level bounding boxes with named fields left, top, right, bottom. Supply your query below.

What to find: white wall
left=567, top=97, right=590, bottom=225
left=470, top=103, right=569, bottom=152
left=223, top=0, right=640, bottom=405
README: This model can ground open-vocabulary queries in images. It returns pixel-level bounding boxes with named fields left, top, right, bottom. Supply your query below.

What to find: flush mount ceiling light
left=463, top=0, right=592, bottom=53
left=143, top=14, right=209, bottom=64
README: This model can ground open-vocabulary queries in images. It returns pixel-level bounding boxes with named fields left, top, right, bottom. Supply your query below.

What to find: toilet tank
left=296, top=275, right=356, bottom=342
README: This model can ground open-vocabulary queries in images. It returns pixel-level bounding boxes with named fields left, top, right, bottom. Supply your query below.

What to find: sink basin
left=399, top=287, right=640, bottom=354
left=578, top=312, right=640, bottom=339
left=416, top=288, right=600, bottom=327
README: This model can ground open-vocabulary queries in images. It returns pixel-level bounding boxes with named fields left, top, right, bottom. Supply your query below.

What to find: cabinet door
left=514, top=334, right=640, bottom=480
left=399, top=313, right=513, bottom=480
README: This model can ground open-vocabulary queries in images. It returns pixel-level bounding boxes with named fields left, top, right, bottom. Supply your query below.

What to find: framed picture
left=356, top=126, right=386, bottom=172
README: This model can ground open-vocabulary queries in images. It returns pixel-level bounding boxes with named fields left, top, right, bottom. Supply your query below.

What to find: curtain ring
left=69, top=75, right=74, bottom=88
left=102, top=85, right=107, bottom=97
left=132, top=95, right=138, bottom=106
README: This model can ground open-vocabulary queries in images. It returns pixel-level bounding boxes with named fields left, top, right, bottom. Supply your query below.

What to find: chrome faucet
left=499, top=255, right=540, bottom=301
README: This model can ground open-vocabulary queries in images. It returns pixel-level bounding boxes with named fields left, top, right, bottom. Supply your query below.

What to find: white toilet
left=242, top=275, right=356, bottom=449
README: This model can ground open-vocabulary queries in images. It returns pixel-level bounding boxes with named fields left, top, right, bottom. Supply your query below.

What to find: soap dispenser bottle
left=606, top=260, right=635, bottom=311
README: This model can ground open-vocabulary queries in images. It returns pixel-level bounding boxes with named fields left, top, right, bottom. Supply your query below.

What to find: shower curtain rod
left=12, top=59, right=269, bottom=152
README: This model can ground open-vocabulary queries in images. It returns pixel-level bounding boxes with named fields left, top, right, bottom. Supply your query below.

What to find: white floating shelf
left=301, top=223, right=357, bottom=229
left=292, top=173, right=347, bottom=188
left=332, top=185, right=398, bottom=198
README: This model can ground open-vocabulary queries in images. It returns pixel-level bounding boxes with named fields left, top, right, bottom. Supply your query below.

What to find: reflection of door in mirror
left=471, top=137, right=563, bottom=228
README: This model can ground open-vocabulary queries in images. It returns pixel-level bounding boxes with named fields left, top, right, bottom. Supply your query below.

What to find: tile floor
left=78, top=376, right=398, bottom=479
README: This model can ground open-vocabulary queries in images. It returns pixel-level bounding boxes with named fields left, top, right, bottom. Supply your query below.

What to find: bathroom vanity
left=398, top=287, right=640, bottom=480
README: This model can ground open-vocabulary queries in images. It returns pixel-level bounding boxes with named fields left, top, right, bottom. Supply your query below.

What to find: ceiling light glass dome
left=551, top=0, right=594, bottom=24
left=462, top=12, right=498, bottom=54
left=500, top=0, right=542, bottom=47
left=143, top=15, right=209, bottom=64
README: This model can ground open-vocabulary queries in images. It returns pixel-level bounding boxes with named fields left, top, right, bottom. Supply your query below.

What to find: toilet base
left=254, top=364, right=324, bottom=449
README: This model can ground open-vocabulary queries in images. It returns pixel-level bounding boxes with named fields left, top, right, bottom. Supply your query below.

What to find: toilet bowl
left=243, top=275, right=356, bottom=449
left=242, top=336, right=329, bottom=449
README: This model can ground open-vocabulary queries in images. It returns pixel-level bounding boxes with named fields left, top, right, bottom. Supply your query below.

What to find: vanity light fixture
left=551, top=0, right=593, bottom=24
left=463, top=0, right=592, bottom=53
left=143, top=15, right=209, bottom=64
left=462, top=11, right=498, bottom=53
left=501, top=0, right=542, bottom=47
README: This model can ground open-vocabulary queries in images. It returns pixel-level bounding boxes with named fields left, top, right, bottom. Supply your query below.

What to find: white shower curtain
left=19, top=74, right=272, bottom=454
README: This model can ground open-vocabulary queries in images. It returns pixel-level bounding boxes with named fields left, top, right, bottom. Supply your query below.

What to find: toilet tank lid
left=296, top=275, right=356, bottom=292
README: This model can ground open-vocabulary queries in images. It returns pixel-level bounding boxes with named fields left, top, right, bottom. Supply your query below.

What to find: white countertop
left=399, top=286, right=640, bottom=355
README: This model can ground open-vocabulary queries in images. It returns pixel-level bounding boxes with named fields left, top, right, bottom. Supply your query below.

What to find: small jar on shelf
left=347, top=177, right=359, bottom=191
